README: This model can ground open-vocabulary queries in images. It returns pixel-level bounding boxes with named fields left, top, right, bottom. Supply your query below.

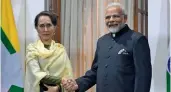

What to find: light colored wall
left=11, top=0, right=45, bottom=71
left=148, top=0, right=170, bottom=92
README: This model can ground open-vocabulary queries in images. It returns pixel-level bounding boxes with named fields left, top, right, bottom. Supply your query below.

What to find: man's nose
left=109, top=18, right=115, bottom=23
left=109, top=16, right=114, bottom=21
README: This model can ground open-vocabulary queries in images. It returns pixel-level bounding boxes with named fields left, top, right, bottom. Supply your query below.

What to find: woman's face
left=36, top=15, right=55, bottom=42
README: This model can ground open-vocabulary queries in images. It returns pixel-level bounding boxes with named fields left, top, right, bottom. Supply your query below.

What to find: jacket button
left=105, top=64, right=108, bottom=68
left=105, top=74, right=108, bottom=77
left=105, top=55, right=110, bottom=59
left=108, top=46, right=113, bottom=50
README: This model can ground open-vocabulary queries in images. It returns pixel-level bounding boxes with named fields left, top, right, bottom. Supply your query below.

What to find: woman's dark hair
left=34, top=11, right=57, bottom=28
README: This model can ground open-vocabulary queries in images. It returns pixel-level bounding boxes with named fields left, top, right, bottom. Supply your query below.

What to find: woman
left=24, top=11, right=73, bottom=92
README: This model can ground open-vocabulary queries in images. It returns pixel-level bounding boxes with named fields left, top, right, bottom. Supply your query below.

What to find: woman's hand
left=43, top=84, right=59, bottom=92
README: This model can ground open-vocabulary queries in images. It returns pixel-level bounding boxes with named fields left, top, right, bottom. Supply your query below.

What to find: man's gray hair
left=106, top=2, right=127, bottom=16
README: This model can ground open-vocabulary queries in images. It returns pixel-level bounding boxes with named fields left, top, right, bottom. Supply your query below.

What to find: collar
left=110, top=24, right=130, bottom=38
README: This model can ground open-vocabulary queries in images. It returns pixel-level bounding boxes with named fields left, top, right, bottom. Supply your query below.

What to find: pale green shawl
left=24, top=40, right=73, bottom=92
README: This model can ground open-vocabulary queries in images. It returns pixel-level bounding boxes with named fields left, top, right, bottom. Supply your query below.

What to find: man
left=62, top=2, right=152, bottom=92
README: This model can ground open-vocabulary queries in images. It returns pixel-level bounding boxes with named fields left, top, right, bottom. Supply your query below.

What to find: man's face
left=105, top=6, right=127, bottom=33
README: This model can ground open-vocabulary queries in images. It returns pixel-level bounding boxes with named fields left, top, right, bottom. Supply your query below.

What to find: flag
left=167, top=58, right=171, bottom=92
left=1, top=0, right=24, bottom=91
left=167, top=1, right=171, bottom=92
left=1, top=0, right=20, bottom=54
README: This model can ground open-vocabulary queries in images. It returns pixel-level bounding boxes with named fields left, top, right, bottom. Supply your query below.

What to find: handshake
left=61, top=78, right=78, bottom=91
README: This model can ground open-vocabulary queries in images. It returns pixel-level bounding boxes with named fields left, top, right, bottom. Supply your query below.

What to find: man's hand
left=61, top=78, right=78, bottom=91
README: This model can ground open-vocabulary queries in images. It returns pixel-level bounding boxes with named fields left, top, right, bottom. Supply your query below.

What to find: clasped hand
left=61, top=78, right=78, bottom=92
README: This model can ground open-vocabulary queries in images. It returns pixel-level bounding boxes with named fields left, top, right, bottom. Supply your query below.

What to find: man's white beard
left=108, top=23, right=125, bottom=34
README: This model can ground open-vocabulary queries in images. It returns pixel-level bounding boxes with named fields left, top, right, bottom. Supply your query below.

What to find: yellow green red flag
left=1, top=0, right=20, bottom=54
